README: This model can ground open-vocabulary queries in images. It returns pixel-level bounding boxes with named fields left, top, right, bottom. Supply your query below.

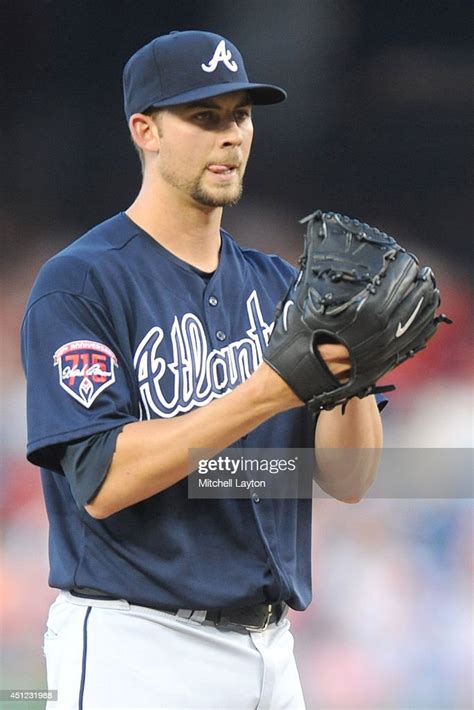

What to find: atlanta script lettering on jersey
left=134, top=291, right=273, bottom=419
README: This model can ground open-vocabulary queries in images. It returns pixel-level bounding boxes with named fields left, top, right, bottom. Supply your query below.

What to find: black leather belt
left=185, top=602, right=287, bottom=632
left=70, top=588, right=287, bottom=633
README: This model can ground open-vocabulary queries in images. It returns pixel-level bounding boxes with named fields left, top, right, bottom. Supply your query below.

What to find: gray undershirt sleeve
left=60, top=426, right=124, bottom=509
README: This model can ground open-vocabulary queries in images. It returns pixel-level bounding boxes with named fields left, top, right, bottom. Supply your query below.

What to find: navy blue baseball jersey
left=21, top=213, right=317, bottom=611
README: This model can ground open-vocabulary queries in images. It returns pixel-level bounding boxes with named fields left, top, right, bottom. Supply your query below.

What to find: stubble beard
left=160, top=163, right=244, bottom=208
left=190, top=178, right=243, bottom=208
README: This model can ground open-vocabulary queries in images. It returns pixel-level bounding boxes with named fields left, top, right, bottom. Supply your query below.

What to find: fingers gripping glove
left=263, top=210, right=452, bottom=412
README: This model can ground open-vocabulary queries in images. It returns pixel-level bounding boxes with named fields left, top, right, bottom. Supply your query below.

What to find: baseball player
left=22, top=31, right=385, bottom=709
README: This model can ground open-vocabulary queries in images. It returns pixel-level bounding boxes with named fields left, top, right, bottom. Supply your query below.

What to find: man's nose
left=219, top=120, right=243, bottom=147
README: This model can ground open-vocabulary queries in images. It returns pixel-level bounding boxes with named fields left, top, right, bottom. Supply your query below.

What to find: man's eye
left=234, top=110, right=251, bottom=122
left=193, top=112, right=213, bottom=121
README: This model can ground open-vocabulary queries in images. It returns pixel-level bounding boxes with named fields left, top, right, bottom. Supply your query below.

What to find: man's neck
left=125, top=180, right=223, bottom=273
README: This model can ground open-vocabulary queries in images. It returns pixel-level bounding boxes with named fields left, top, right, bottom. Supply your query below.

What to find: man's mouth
left=207, top=163, right=239, bottom=175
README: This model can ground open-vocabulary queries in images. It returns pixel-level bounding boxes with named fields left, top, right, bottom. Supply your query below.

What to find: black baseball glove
left=264, top=210, right=452, bottom=412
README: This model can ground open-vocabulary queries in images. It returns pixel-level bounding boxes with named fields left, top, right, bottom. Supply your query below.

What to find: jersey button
left=251, top=493, right=260, bottom=503
left=208, top=295, right=218, bottom=306
left=216, top=330, right=226, bottom=341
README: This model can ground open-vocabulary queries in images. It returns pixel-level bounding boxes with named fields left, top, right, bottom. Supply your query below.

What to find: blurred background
left=1, top=1, right=472, bottom=708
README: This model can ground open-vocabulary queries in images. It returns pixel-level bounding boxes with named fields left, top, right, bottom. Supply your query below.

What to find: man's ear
left=128, top=113, right=161, bottom=154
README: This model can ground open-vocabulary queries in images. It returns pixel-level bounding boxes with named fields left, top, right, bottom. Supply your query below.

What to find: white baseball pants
left=43, top=591, right=306, bottom=710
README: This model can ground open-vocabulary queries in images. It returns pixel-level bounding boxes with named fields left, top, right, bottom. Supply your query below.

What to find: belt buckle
left=244, top=603, right=273, bottom=632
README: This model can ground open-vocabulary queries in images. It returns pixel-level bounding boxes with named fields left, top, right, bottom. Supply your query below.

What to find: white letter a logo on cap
left=201, top=40, right=238, bottom=73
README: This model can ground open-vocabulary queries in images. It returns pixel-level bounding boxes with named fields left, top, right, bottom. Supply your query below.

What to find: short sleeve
left=21, top=291, right=139, bottom=472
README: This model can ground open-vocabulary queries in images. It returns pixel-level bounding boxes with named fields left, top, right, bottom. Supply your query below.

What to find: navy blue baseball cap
left=123, top=30, right=287, bottom=119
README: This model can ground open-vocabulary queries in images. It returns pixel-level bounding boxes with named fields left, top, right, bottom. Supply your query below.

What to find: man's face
left=152, top=91, right=254, bottom=208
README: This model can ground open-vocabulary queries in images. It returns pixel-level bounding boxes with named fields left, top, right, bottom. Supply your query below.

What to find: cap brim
left=142, top=82, right=287, bottom=111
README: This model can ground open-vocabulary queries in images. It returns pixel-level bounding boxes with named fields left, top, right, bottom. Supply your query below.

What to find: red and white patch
left=53, top=340, right=118, bottom=408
